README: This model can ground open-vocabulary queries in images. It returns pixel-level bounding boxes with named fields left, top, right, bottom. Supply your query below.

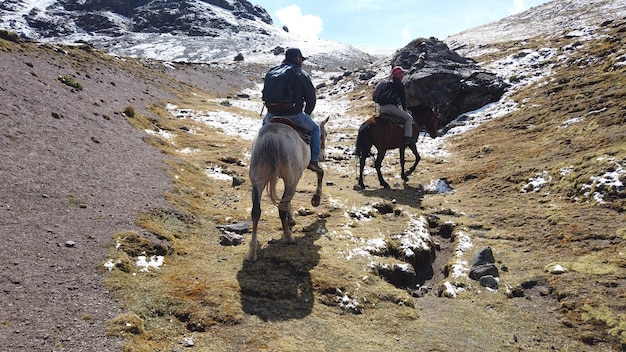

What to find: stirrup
left=307, top=162, right=323, bottom=173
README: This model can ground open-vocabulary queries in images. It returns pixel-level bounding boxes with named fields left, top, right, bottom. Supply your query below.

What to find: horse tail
left=355, top=123, right=371, bottom=158
left=251, top=132, right=282, bottom=206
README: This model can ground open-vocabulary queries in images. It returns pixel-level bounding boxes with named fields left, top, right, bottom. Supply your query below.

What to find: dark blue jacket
left=268, top=63, right=316, bottom=116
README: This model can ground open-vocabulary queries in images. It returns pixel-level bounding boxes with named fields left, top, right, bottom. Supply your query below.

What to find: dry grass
left=100, top=22, right=626, bottom=352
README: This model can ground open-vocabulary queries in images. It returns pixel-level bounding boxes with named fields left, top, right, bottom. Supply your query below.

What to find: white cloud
left=275, top=5, right=323, bottom=39
left=401, top=26, right=412, bottom=43
left=510, top=0, right=527, bottom=14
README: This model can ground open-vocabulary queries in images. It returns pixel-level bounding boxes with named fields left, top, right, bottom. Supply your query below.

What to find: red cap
left=392, top=66, right=405, bottom=79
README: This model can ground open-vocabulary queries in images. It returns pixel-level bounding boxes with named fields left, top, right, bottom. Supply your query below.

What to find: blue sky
left=252, top=0, right=551, bottom=50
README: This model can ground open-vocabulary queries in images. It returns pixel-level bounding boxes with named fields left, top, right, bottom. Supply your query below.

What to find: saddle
left=377, top=113, right=407, bottom=128
left=269, top=117, right=311, bottom=144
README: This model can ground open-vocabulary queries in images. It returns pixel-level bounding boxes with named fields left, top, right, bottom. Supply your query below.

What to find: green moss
left=57, top=74, right=83, bottom=90
left=546, top=253, right=619, bottom=275
left=123, top=105, right=136, bottom=117
left=65, top=194, right=86, bottom=208
left=582, top=304, right=626, bottom=344
left=107, top=313, right=145, bottom=337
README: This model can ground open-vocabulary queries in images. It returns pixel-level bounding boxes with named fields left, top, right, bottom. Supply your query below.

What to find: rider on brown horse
left=376, top=66, right=413, bottom=146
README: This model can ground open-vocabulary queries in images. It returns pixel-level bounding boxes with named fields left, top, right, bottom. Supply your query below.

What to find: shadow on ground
left=237, top=219, right=324, bottom=321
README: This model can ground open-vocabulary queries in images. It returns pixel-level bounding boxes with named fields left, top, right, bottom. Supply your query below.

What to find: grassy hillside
left=101, top=20, right=624, bottom=352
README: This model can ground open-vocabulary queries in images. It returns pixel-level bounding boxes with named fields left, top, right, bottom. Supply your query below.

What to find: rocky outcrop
left=391, top=37, right=509, bottom=125
left=12, top=0, right=273, bottom=39
left=131, top=0, right=272, bottom=36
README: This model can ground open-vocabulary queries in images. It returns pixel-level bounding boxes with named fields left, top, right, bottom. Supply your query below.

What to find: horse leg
left=375, top=150, right=390, bottom=189
left=406, top=143, right=421, bottom=177
left=278, top=208, right=295, bottom=243
left=247, top=185, right=262, bottom=262
left=400, top=147, right=408, bottom=182
left=311, top=168, right=324, bottom=207
left=358, top=153, right=367, bottom=189
left=278, top=187, right=296, bottom=244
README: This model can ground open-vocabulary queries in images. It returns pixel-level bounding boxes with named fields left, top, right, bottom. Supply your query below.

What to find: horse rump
left=249, top=130, right=281, bottom=205
left=355, top=123, right=372, bottom=158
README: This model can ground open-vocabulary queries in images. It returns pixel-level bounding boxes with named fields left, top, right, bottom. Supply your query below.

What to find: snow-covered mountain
left=446, top=0, right=626, bottom=57
left=0, top=0, right=385, bottom=66
left=3, top=0, right=625, bottom=68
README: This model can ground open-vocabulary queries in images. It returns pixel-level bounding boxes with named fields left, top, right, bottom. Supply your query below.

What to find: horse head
left=318, top=116, right=330, bottom=161
left=426, top=106, right=440, bottom=139
left=408, top=105, right=440, bottom=139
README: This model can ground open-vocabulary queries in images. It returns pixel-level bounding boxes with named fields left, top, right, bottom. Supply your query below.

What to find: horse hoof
left=354, top=184, right=363, bottom=191
left=311, top=195, right=321, bottom=207
left=246, top=254, right=257, bottom=262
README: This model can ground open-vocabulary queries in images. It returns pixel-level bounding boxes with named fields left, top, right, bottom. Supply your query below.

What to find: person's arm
left=394, top=78, right=407, bottom=110
left=301, top=72, right=316, bottom=115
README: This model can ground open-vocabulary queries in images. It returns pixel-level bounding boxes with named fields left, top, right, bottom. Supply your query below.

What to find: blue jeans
left=263, top=112, right=321, bottom=162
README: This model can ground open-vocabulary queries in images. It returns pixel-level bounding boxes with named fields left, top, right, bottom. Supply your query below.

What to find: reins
left=259, top=103, right=265, bottom=117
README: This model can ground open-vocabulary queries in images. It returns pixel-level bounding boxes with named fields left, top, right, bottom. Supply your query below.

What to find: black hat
left=285, top=48, right=307, bottom=61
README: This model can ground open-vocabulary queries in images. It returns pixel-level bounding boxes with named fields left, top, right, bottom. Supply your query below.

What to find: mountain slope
left=446, top=0, right=626, bottom=57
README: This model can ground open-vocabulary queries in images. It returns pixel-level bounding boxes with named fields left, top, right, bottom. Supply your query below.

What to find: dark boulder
left=472, top=246, right=495, bottom=267
left=391, top=37, right=509, bottom=126
left=469, top=263, right=499, bottom=280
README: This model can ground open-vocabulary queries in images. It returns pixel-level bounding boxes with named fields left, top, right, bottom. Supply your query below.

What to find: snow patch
left=136, top=255, right=164, bottom=272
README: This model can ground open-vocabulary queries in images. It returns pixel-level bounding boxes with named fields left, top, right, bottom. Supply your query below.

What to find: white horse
left=247, top=116, right=329, bottom=262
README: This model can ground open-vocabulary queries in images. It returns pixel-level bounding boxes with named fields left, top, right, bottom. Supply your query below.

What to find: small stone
left=479, top=275, right=499, bottom=290
left=506, top=285, right=525, bottom=298
left=551, top=264, right=567, bottom=274
left=216, top=222, right=250, bottom=234
left=181, top=337, right=194, bottom=347
left=232, top=176, right=245, bottom=187
left=297, top=207, right=313, bottom=216
left=219, top=233, right=243, bottom=246
left=65, top=241, right=76, bottom=248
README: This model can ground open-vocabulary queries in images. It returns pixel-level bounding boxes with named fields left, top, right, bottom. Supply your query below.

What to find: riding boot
left=307, top=161, right=323, bottom=173
left=404, top=136, right=413, bottom=146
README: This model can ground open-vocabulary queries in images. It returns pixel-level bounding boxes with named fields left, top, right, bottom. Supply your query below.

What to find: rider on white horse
left=262, top=48, right=323, bottom=174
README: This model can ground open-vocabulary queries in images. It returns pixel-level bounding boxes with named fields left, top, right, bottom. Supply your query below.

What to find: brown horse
left=355, top=105, right=439, bottom=189
left=247, top=116, right=329, bottom=262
